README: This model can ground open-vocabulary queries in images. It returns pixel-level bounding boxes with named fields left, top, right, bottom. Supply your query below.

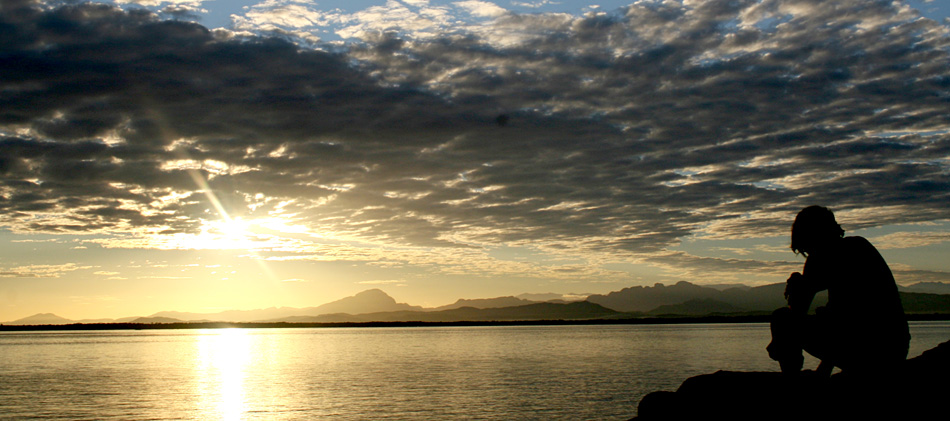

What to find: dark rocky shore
left=631, top=340, right=950, bottom=420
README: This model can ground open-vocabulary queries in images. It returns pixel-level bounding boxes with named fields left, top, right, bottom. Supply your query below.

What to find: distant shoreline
left=3, top=314, right=949, bottom=331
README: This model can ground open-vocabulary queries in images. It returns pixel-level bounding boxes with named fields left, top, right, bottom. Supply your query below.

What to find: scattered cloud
left=0, top=263, right=90, bottom=278
left=454, top=0, right=508, bottom=18
left=357, top=279, right=407, bottom=285
left=114, top=0, right=207, bottom=7
left=868, top=231, right=950, bottom=249
left=643, top=251, right=801, bottom=285
left=888, top=264, right=950, bottom=285
left=511, top=1, right=561, bottom=9
left=1, top=0, right=949, bottom=288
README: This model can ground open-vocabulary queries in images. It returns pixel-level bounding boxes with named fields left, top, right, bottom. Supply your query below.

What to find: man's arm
left=784, top=272, right=821, bottom=316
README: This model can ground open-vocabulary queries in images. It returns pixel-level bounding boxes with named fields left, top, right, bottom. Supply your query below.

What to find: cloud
left=231, top=0, right=461, bottom=41
left=0, top=263, right=90, bottom=278
left=230, top=0, right=329, bottom=43
left=643, top=250, right=801, bottom=284
left=888, top=264, right=950, bottom=285
left=114, top=0, right=207, bottom=7
left=511, top=1, right=559, bottom=9
left=357, top=279, right=406, bottom=285
left=868, top=231, right=950, bottom=249
left=1, top=0, right=949, bottom=285
left=454, top=0, right=508, bottom=18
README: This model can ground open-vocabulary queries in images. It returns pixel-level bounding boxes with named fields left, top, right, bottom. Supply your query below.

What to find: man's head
left=791, top=205, right=845, bottom=256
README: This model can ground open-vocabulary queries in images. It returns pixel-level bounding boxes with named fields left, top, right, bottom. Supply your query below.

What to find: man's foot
left=815, top=361, right=834, bottom=378
left=779, top=356, right=804, bottom=376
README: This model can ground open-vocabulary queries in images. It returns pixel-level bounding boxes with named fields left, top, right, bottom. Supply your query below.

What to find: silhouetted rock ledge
left=631, top=340, right=950, bottom=420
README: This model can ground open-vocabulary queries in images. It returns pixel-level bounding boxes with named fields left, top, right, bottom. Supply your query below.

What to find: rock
left=632, top=340, right=950, bottom=420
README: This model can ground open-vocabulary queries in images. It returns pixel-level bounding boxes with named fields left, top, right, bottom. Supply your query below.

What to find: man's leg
left=767, top=307, right=804, bottom=375
left=801, top=316, right=837, bottom=377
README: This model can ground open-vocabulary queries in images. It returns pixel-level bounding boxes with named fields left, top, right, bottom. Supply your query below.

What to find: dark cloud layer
left=1, top=0, right=949, bottom=260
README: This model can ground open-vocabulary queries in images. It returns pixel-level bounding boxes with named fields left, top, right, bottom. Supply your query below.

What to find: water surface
left=2, top=322, right=947, bottom=420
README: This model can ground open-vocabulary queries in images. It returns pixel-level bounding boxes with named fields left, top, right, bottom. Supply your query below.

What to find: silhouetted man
left=767, top=206, right=910, bottom=377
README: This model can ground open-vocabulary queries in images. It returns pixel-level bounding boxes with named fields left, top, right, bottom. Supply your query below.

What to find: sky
left=2, top=0, right=950, bottom=321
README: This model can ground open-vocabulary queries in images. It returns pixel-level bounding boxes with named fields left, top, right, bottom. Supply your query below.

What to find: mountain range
left=5, top=281, right=950, bottom=325
left=145, top=289, right=424, bottom=323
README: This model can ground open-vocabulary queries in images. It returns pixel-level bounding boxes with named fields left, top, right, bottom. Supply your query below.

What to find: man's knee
left=770, top=307, right=796, bottom=331
left=772, top=306, right=793, bottom=319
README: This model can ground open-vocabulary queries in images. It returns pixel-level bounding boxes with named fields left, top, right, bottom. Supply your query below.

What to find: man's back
left=803, top=236, right=909, bottom=371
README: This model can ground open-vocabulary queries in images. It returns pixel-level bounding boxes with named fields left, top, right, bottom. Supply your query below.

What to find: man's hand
left=785, top=272, right=817, bottom=315
left=784, top=272, right=804, bottom=300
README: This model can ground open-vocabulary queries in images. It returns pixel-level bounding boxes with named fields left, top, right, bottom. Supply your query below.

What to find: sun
left=178, top=215, right=309, bottom=252
left=215, top=217, right=254, bottom=241
left=190, top=217, right=259, bottom=250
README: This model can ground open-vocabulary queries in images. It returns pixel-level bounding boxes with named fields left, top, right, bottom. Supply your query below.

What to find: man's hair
left=791, top=205, right=845, bottom=256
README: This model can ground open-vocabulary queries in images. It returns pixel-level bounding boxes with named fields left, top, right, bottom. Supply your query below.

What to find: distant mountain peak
left=900, top=282, right=950, bottom=295
left=354, top=288, right=395, bottom=300
left=9, top=313, right=73, bottom=325
left=308, top=289, right=421, bottom=316
left=433, top=296, right=537, bottom=311
left=586, top=281, right=793, bottom=314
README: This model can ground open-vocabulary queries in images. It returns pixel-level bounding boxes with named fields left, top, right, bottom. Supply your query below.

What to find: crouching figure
left=767, top=206, right=910, bottom=378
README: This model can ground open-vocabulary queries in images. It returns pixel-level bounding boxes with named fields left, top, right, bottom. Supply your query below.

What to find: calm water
left=2, top=322, right=948, bottom=420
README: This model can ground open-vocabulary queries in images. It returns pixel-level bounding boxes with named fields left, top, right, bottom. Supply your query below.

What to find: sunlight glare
left=214, top=217, right=255, bottom=242
left=196, top=329, right=253, bottom=420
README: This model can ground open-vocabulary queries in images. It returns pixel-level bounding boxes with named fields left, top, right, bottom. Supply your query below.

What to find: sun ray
left=144, top=103, right=282, bottom=283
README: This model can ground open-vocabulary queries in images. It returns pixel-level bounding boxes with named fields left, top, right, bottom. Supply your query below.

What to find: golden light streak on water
left=196, top=329, right=252, bottom=420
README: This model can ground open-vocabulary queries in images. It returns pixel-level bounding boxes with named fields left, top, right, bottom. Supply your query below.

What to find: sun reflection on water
left=196, top=329, right=252, bottom=420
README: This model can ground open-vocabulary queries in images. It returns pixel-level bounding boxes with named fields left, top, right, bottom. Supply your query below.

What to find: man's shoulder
left=842, top=235, right=872, bottom=246
left=842, top=236, right=884, bottom=258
